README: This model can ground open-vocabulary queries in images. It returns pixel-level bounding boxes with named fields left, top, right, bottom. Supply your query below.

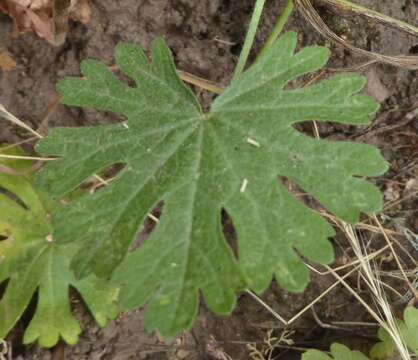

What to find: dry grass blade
left=177, top=70, right=224, bottom=94
left=340, top=222, right=411, bottom=360
left=0, top=103, right=43, bottom=139
left=246, top=259, right=384, bottom=327
left=109, top=64, right=225, bottom=94
left=319, top=0, right=418, bottom=37
left=286, top=265, right=360, bottom=325
left=0, top=138, right=47, bottom=175
left=295, top=0, right=418, bottom=69
left=373, top=215, right=418, bottom=300
left=324, top=264, right=412, bottom=357
left=1, top=137, right=39, bottom=150
left=305, top=244, right=390, bottom=275
left=245, top=290, right=288, bottom=325
left=0, top=154, right=56, bottom=161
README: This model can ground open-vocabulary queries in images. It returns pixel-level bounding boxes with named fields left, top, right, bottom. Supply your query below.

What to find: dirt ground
left=0, top=0, right=417, bottom=359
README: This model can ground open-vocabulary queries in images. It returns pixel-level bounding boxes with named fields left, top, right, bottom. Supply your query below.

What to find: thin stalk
left=257, top=0, right=294, bottom=61
left=321, top=0, right=418, bottom=37
left=0, top=104, right=43, bottom=139
left=232, top=0, right=267, bottom=81
left=0, top=154, right=56, bottom=161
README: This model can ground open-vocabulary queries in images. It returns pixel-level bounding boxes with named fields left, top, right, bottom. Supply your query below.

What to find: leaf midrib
left=164, top=124, right=204, bottom=330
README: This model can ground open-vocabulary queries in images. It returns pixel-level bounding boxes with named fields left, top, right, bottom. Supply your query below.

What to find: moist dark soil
left=1, top=1, right=417, bottom=359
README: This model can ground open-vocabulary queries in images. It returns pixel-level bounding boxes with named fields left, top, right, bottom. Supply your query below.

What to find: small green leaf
left=369, top=327, right=396, bottom=359
left=370, top=306, right=418, bottom=358
left=0, top=147, right=119, bottom=348
left=36, top=32, right=388, bottom=336
left=303, top=349, right=333, bottom=360
left=403, top=306, right=418, bottom=353
left=303, top=343, right=370, bottom=360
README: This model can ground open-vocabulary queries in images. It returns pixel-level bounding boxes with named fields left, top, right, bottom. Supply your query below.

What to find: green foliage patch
left=34, top=32, right=388, bottom=337
left=0, top=147, right=118, bottom=347
left=370, top=306, right=418, bottom=358
left=303, top=343, right=371, bottom=360
left=303, top=307, right=418, bottom=360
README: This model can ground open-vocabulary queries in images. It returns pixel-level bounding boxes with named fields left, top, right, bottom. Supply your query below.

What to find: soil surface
left=0, top=0, right=417, bottom=359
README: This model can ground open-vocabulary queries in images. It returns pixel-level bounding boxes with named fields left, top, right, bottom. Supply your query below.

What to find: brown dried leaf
left=0, top=1, right=51, bottom=39
left=0, top=52, right=17, bottom=71
left=0, top=0, right=90, bottom=45
left=25, top=8, right=54, bottom=43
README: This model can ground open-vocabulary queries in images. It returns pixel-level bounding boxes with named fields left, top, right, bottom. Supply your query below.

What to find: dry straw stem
left=246, top=235, right=399, bottom=329
left=328, top=211, right=417, bottom=269
left=373, top=215, right=418, bottom=300
left=177, top=70, right=223, bottom=94
left=0, top=154, right=55, bottom=161
left=0, top=103, right=43, bottom=139
left=285, top=265, right=360, bottom=325
left=109, top=64, right=225, bottom=94
left=325, top=263, right=412, bottom=360
left=340, top=222, right=412, bottom=360
left=245, top=290, right=288, bottom=325
left=305, top=244, right=390, bottom=276
left=295, top=0, right=418, bottom=69
left=246, top=259, right=381, bottom=328
left=322, top=210, right=401, bottom=236
left=1, top=137, right=39, bottom=150
left=0, top=104, right=54, bottom=162
left=320, top=0, right=418, bottom=37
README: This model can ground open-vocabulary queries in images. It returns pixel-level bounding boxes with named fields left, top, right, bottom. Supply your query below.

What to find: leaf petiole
left=232, top=0, right=296, bottom=80
left=232, top=0, right=267, bottom=81
left=257, top=0, right=294, bottom=61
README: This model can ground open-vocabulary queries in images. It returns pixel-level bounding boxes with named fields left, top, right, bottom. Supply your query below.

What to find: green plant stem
left=232, top=0, right=267, bottom=81
left=257, top=0, right=294, bottom=61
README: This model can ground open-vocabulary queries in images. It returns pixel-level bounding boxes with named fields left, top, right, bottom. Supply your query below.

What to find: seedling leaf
left=36, top=32, right=388, bottom=336
left=370, top=306, right=418, bottom=358
left=0, top=147, right=118, bottom=348
left=303, top=343, right=370, bottom=360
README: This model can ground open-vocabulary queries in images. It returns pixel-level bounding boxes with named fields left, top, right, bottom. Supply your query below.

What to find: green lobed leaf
left=35, top=32, right=388, bottom=336
left=370, top=306, right=418, bottom=358
left=0, top=147, right=119, bottom=348
left=303, top=343, right=371, bottom=360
